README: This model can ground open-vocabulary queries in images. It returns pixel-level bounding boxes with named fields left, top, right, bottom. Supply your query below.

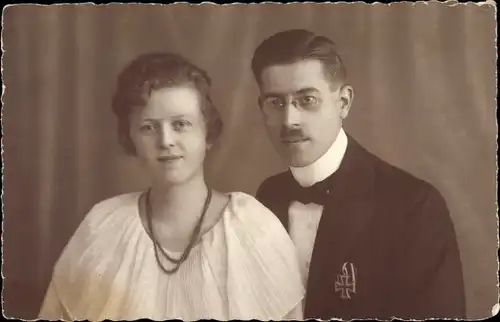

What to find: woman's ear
left=120, top=133, right=137, bottom=156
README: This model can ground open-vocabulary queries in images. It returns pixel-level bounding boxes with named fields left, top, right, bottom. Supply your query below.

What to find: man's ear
left=338, top=84, right=354, bottom=119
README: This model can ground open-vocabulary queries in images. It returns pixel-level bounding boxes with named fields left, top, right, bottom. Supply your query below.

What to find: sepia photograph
left=1, top=1, right=498, bottom=320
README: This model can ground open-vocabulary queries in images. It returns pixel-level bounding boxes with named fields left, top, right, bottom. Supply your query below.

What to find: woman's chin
left=151, top=169, right=202, bottom=187
left=157, top=174, right=189, bottom=186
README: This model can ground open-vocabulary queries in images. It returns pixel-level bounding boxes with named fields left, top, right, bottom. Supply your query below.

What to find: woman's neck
left=148, top=175, right=209, bottom=227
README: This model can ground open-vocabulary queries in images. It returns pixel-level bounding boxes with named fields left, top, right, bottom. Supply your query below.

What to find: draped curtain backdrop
left=2, top=3, right=497, bottom=319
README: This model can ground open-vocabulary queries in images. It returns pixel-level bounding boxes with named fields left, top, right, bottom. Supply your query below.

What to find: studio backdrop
left=2, top=3, right=497, bottom=319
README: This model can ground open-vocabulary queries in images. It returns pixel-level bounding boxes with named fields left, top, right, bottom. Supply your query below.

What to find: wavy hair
left=111, top=52, right=223, bottom=155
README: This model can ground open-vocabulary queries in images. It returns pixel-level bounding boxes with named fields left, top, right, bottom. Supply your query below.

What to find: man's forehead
left=259, top=59, right=331, bottom=93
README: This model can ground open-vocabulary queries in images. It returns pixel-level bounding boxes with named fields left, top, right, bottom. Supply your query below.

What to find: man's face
left=258, top=59, right=352, bottom=167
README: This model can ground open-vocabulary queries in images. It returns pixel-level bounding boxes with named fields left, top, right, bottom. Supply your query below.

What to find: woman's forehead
left=139, top=85, right=203, bottom=119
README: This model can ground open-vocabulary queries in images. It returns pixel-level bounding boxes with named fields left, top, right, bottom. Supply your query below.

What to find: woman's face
left=129, top=85, right=208, bottom=186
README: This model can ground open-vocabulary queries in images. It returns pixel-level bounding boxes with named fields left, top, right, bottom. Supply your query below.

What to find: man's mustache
left=280, top=127, right=308, bottom=141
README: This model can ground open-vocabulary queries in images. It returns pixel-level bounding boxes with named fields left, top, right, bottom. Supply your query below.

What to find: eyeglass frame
left=258, top=87, right=325, bottom=117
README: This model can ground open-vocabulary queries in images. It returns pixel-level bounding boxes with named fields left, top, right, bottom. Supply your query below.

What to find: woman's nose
left=158, top=124, right=175, bottom=148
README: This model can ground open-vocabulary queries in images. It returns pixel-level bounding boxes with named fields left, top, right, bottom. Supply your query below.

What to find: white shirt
left=288, top=128, right=348, bottom=290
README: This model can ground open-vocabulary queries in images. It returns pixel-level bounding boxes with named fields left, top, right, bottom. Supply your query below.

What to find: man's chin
left=282, top=153, right=315, bottom=168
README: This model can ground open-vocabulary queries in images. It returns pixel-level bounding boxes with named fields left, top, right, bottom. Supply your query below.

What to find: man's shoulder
left=259, top=171, right=291, bottom=189
left=357, top=143, right=448, bottom=221
left=354, top=141, right=454, bottom=244
left=355, top=139, right=441, bottom=199
left=255, top=170, right=292, bottom=207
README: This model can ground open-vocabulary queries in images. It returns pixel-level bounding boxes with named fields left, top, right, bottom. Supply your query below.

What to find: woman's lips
left=157, top=155, right=183, bottom=162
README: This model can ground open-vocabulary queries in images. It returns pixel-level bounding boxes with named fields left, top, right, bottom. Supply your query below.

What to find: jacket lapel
left=304, top=136, right=377, bottom=318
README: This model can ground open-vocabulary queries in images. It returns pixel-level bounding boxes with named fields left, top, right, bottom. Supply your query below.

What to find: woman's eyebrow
left=141, top=114, right=190, bottom=122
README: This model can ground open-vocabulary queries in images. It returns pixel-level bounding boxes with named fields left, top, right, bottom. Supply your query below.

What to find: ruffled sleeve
left=38, top=281, right=72, bottom=321
left=223, top=192, right=305, bottom=320
left=39, top=193, right=143, bottom=321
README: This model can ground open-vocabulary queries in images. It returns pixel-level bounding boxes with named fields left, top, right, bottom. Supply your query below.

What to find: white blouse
left=39, top=192, right=304, bottom=321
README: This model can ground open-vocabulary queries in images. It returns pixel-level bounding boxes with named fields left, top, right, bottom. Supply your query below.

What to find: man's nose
left=283, top=102, right=301, bottom=128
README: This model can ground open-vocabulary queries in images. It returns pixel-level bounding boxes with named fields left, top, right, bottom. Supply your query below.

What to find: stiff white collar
left=290, top=128, right=348, bottom=188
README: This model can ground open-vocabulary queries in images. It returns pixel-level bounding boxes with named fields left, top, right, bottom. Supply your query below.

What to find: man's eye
left=265, top=98, right=283, bottom=108
left=272, top=98, right=282, bottom=106
left=300, top=95, right=318, bottom=105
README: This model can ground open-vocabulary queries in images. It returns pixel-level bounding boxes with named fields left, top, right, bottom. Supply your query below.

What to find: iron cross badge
left=335, top=262, right=357, bottom=300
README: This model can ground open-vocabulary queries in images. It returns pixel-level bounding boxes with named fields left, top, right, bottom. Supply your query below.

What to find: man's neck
left=290, top=128, right=348, bottom=187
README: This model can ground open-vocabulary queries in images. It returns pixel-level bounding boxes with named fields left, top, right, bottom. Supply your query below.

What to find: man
left=252, top=29, right=466, bottom=320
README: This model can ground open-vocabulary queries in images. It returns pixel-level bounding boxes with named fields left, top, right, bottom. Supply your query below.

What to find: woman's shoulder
left=225, top=191, right=280, bottom=223
left=223, top=191, right=291, bottom=245
left=225, top=191, right=276, bottom=214
left=50, top=192, right=147, bottom=313
left=82, top=191, right=141, bottom=224
left=58, top=192, right=143, bottom=259
left=89, top=191, right=141, bottom=215
left=221, top=191, right=305, bottom=319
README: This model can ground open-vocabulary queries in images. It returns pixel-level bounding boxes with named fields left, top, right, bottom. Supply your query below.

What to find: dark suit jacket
left=256, top=135, right=466, bottom=320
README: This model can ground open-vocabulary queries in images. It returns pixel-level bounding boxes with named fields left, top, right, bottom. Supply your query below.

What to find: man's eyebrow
left=261, top=87, right=320, bottom=99
left=260, top=92, right=283, bottom=100
left=295, top=87, right=320, bottom=95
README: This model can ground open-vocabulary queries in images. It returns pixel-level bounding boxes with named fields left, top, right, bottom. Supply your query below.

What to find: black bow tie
left=294, top=180, right=331, bottom=204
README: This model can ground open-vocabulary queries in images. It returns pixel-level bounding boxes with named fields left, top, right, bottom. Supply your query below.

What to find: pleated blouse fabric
left=38, top=191, right=305, bottom=321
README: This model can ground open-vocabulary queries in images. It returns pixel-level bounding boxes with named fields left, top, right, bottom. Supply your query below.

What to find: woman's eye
left=140, top=124, right=156, bottom=132
left=173, top=120, right=191, bottom=131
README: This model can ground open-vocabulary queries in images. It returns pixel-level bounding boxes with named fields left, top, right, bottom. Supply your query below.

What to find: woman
left=38, top=53, right=304, bottom=320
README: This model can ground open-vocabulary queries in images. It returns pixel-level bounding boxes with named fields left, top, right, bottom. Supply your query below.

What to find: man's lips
left=281, top=137, right=310, bottom=144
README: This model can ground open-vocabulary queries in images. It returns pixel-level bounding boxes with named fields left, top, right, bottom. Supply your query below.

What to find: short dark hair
left=251, top=29, right=346, bottom=88
left=111, top=52, right=223, bottom=155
